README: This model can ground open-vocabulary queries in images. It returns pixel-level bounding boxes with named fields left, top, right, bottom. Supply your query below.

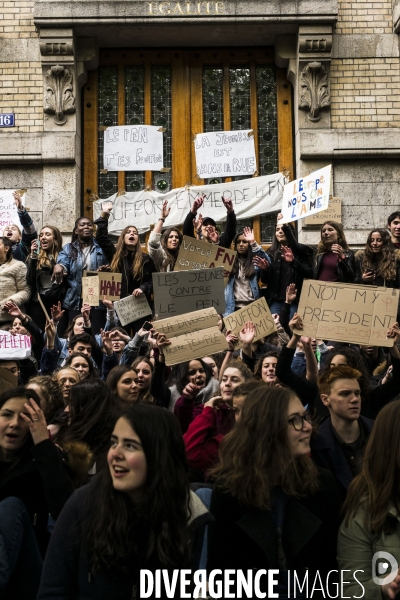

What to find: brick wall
left=0, top=0, right=43, bottom=133
left=331, top=0, right=400, bottom=128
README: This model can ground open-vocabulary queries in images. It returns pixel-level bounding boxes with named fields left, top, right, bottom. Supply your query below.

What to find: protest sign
left=194, top=129, right=256, bottom=178
left=153, top=267, right=225, bottom=317
left=304, top=196, right=341, bottom=226
left=153, top=307, right=219, bottom=337
left=0, top=189, right=26, bottom=230
left=280, top=165, right=331, bottom=224
left=0, top=366, right=17, bottom=394
left=0, top=331, right=31, bottom=359
left=174, top=237, right=236, bottom=281
left=92, top=172, right=286, bottom=235
left=83, top=271, right=122, bottom=302
left=103, top=125, right=163, bottom=172
left=223, top=297, right=276, bottom=348
left=114, top=294, right=152, bottom=326
left=82, top=276, right=100, bottom=306
left=294, top=280, right=399, bottom=347
left=162, top=326, right=228, bottom=366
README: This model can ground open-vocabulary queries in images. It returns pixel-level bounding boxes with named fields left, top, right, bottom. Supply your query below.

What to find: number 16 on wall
left=0, top=114, right=15, bottom=127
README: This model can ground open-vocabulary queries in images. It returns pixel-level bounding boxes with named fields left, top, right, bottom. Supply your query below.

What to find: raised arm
left=13, top=191, right=37, bottom=262
left=93, top=201, right=116, bottom=264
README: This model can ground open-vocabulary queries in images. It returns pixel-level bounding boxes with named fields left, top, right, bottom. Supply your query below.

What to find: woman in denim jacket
left=53, top=217, right=108, bottom=333
left=223, top=227, right=270, bottom=316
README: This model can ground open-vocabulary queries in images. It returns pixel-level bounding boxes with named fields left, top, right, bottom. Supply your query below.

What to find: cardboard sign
left=93, top=172, right=286, bottom=235
left=0, top=189, right=26, bottom=230
left=194, top=129, right=256, bottom=178
left=280, top=165, right=331, bottom=224
left=162, top=326, right=228, bottom=366
left=0, top=331, right=31, bottom=359
left=114, top=294, right=152, bottom=326
left=82, top=276, right=100, bottom=306
left=153, top=267, right=225, bottom=317
left=294, top=280, right=399, bottom=347
left=174, top=237, right=236, bottom=282
left=0, top=366, right=17, bottom=394
left=304, top=196, right=342, bottom=226
left=83, top=271, right=122, bottom=302
left=103, top=125, right=163, bottom=172
left=223, top=297, right=277, bottom=348
left=153, top=307, right=219, bottom=337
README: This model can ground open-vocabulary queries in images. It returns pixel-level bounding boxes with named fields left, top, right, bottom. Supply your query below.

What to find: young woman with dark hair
left=106, top=364, right=140, bottom=408
left=208, top=386, right=341, bottom=598
left=64, top=351, right=99, bottom=380
left=37, top=404, right=212, bottom=599
left=53, top=217, right=108, bottom=334
left=313, top=220, right=355, bottom=282
left=26, top=375, right=64, bottom=424
left=147, top=199, right=183, bottom=271
left=131, top=357, right=154, bottom=403
left=94, top=202, right=155, bottom=334
left=26, top=225, right=64, bottom=332
left=338, top=400, right=400, bottom=599
left=223, top=227, right=270, bottom=316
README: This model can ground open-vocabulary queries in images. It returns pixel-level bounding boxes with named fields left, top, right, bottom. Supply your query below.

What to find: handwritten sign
left=82, top=276, right=100, bottom=306
left=153, top=267, right=225, bottom=317
left=280, top=165, right=331, bottom=224
left=195, top=129, right=256, bottom=179
left=223, top=297, right=276, bottom=348
left=294, top=280, right=399, bottom=347
left=304, top=196, right=341, bottom=226
left=103, top=125, right=163, bottom=172
left=114, top=295, right=152, bottom=326
left=0, top=331, right=31, bottom=359
left=153, top=307, right=219, bottom=336
left=83, top=272, right=122, bottom=302
left=0, top=189, right=25, bottom=230
left=162, top=326, right=228, bottom=366
left=93, top=172, right=286, bottom=236
left=174, top=236, right=236, bottom=282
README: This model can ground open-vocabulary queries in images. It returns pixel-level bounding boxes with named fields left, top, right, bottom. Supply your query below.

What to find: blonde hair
left=35, top=226, right=63, bottom=269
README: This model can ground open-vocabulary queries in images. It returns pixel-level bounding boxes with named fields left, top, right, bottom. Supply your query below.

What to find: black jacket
left=311, top=415, right=374, bottom=501
left=182, top=210, right=236, bottom=249
left=263, top=223, right=313, bottom=304
left=313, top=249, right=355, bottom=282
left=94, top=217, right=155, bottom=301
left=208, top=468, right=341, bottom=599
left=0, top=439, right=74, bottom=555
left=26, top=256, right=66, bottom=303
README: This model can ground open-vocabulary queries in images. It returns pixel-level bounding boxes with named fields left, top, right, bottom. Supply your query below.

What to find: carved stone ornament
left=44, top=65, right=76, bottom=125
left=299, top=61, right=330, bottom=122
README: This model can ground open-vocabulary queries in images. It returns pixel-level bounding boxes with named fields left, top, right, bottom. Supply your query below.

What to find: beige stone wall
left=0, top=0, right=43, bottom=133
left=331, top=0, right=400, bottom=128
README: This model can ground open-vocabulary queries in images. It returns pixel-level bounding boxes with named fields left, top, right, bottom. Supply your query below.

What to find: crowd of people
left=1, top=189, right=400, bottom=598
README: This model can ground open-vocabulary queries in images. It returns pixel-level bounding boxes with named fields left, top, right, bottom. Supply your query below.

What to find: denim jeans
left=268, top=300, right=298, bottom=320
left=0, top=497, right=43, bottom=600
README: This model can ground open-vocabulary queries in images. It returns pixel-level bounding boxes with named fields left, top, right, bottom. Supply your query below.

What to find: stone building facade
left=1, top=0, right=400, bottom=244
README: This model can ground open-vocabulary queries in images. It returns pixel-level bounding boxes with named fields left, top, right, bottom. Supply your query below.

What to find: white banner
left=0, top=189, right=25, bottom=231
left=194, top=129, right=256, bottom=178
left=103, top=125, right=163, bottom=172
left=93, top=173, right=286, bottom=236
left=0, top=331, right=31, bottom=359
left=280, top=165, right=331, bottom=224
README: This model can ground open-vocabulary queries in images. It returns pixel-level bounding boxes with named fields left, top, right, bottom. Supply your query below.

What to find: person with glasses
left=208, top=385, right=341, bottom=599
left=311, top=365, right=374, bottom=502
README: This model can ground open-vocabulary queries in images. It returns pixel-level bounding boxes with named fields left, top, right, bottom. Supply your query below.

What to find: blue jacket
left=223, top=243, right=270, bottom=316
left=56, top=240, right=108, bottom=310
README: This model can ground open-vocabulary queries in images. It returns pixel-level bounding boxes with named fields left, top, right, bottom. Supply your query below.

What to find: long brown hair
left=210, top=386, right=319, bottom=507
left=160, top=227, right=182, bottom=271
left=359, top=228, right=397, bottom=281
left=110, top=225, right=143, bottom=280
left=343, top=400, right=400, bottom=534
left=229, top=231, right=256, bottom=280
left=36, top=225, right=63, bottom=269
left=131, top=357, right=154, bottom=403
left=316, top=221, right=349, bottom=255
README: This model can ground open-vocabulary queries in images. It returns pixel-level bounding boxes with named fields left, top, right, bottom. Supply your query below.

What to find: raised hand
left=240, top=321, right=256, bottom=346
left=253, top=256, right=269, bottom=271
left=191, top=195, right=204, bottom=214
left=81, top=303, right=91, bottom=324
left=2, top=300, right=24, bottom=319
left=225, top=329, right=238, bottom=351
left=101, top=201, right=113, bottom=215
left=281, top=245, right=294, bottom=262
left=242, top=227, right=255, bottom=244
left=30, top=239, right=39, bottom=256
left=102, top=296, right=113, bottom=311
left=277, top=212, right=283, bottom=222
left=51, top=301, right=64, bottom=322
left=205, top=225, right=219, bottom=243
left=193, top=213, right=203, bottom=232
left=161, top=199, right=171, bottom=220
left=152, top=331, right=171, bottom=351
left=21, top=398, right=49, bottom=445
left=13, top=191, right=23, bottom=210
left=45, top=319, right=56, bottom=347
left=289, top=312, right=304, bottom=332
left=221, top=196, right=234, bottom=213
left=101, top=330, right=114, bottom=356
left=286, top=283, right=297, bottom=304
left=331, top=244, right=344, bottom=259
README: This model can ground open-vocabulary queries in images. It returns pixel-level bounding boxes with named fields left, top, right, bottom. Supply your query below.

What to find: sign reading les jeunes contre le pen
left=294, top=280, right=399, bottom=347
left=153, top=267, right=225, bottom=317
left=280, top=165, right=331, bottom=224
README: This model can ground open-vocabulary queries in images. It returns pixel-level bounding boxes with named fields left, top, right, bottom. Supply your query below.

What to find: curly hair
left=254, top=352, right=279, bottom=380
left=160, top=227, right=183, bottom=271
left=27, top=375, right=64, bottom=422
left=323, top=346, right=371, bottom=396
left=359, top=228, right=397, bottom=281
left=316, top=221, right=349, bottom=255
left=110, top=225, right=143, bottom=280
left=210, top=386, right=319, bottom=508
